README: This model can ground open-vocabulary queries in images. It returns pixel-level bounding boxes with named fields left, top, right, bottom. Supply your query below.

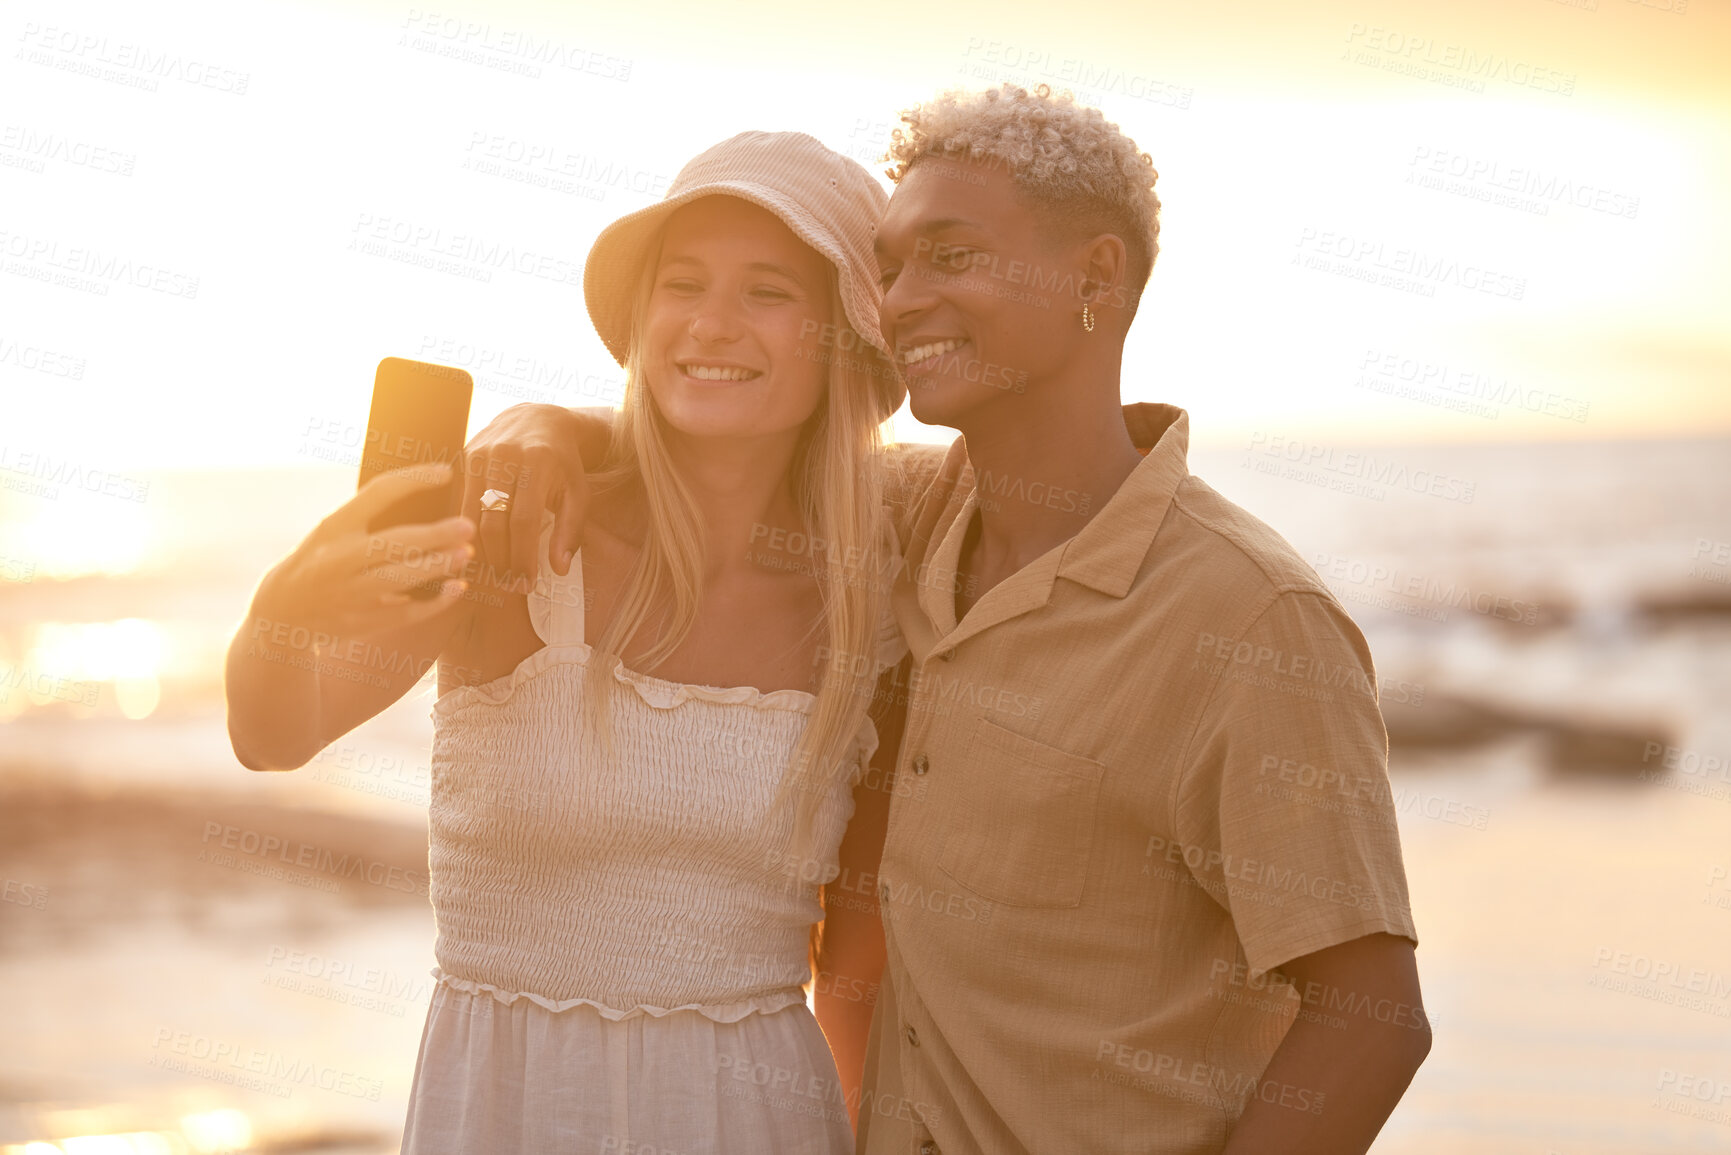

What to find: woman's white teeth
left=685, top=365, right=758, bottom=381
left=903, top=339, right=964, bottom=366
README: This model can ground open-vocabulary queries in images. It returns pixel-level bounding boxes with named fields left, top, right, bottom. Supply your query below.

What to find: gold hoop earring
left=1082, top=302, right=1095, bottom=332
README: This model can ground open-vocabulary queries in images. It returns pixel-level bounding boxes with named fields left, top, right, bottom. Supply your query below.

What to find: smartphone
left=358, top=356, right=474, bottom=593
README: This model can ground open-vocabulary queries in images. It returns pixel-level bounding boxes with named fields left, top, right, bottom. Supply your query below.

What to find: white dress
left=400, top=513, right=902, bottom=1154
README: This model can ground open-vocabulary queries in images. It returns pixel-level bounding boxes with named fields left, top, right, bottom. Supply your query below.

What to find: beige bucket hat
left=582, top=130, right=905, bottom=419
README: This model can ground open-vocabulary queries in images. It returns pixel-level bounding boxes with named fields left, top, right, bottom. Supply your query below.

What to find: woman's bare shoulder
left=438, top=553, right=535, bottom=691
left=581, top=487, right=644, bottom=570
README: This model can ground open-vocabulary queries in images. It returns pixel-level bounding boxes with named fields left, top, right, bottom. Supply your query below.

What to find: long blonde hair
left=583, top=230, right=891, bottom=872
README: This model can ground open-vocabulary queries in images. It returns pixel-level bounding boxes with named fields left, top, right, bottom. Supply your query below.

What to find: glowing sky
left=2, top=0, right=1726, bottom=468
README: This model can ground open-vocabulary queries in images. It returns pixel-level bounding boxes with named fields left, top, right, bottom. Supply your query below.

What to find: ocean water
left=1, top=437, right=1728, bottom=1152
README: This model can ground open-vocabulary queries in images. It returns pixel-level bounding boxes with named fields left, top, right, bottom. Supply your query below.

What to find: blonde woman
left=224, top=132, right=907, bottom=1152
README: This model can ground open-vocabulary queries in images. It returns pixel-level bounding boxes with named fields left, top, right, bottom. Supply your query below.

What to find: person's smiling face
left=874, top=158, right=1087, bottom=429
left=641, top=195, right=834, bottom=444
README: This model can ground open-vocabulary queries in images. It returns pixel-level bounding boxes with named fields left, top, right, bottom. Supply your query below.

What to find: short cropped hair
left=884, top=83, right=1162, bottom=317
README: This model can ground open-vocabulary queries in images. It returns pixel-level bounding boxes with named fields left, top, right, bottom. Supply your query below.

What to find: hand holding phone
left=359, top=356, right=474, bottom=534
left=255, top=460, right=475, bottom=642
left=357, top=356, right=474, bottom=594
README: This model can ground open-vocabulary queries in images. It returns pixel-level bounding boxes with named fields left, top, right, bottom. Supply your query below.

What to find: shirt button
left=920, top=1143, right=941, bottom=1155
left=935, top=648, right=955, bottom=662
left=912, top=754, right=930, bottom=776
left=906, top=1026, right=920, bottom=1047
left=879, top=882, right=890, bottom=902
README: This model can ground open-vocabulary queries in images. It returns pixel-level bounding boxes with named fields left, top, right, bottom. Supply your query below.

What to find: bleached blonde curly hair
left=884, top=83, right=1162, bottom=316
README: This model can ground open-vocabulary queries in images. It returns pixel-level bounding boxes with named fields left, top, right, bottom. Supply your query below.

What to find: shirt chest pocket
left=935, top=718, right=1106, bottom=909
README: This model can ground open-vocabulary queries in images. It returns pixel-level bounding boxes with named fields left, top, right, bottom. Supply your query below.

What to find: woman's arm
left=225, top=463, right=476, bottom=771
left=814, top=659, right=912, bottom=1130
left=458, top=403, right=963, bottom=582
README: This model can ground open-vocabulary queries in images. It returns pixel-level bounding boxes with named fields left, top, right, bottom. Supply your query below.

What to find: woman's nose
left=687, top=304, right=740, bottom=344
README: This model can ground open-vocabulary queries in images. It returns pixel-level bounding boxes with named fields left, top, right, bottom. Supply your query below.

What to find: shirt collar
left=914, top=403, right=1190, bottom=641
left=1052, top=403, right=1190, bottom=598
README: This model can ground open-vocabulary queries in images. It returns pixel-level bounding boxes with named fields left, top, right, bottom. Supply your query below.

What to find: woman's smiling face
left=641, top=195, right=835, bottom=444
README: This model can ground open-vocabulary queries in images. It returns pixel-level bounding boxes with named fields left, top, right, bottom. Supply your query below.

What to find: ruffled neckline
left=432, top=639, right=818, bottom=718
left=430, top=968, right=809, bottom=1023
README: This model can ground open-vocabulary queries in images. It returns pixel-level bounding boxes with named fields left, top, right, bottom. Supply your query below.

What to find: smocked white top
left=426, top=513, right=900, bottom=1015
left=399, top=510, right=904, bottom=1154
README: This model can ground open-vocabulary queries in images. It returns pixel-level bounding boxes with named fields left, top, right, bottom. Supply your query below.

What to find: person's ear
left=1077, top=233, right=1129, bottom=321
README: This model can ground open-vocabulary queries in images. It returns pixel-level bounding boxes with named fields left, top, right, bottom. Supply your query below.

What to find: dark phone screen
left=357, top=357, right=474, bottom=534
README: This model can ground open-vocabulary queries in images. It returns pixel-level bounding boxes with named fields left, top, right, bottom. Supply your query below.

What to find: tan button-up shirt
left=859, top=403, right=1418, bottom=1155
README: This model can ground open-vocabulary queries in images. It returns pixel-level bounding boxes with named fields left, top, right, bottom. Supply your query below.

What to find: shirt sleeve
left=1175, top=589, right=1419, bottom=979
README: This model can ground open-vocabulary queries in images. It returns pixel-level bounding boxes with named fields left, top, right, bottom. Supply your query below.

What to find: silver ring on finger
left=480, top=488, right=512, bottom=514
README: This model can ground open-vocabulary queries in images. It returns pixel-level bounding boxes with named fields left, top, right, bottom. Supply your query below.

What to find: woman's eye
left=937, top=249, right=974, bottom=269
left=750, top=288, right=791, bottom=301
left=662, top=279, right=702, bottom=293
